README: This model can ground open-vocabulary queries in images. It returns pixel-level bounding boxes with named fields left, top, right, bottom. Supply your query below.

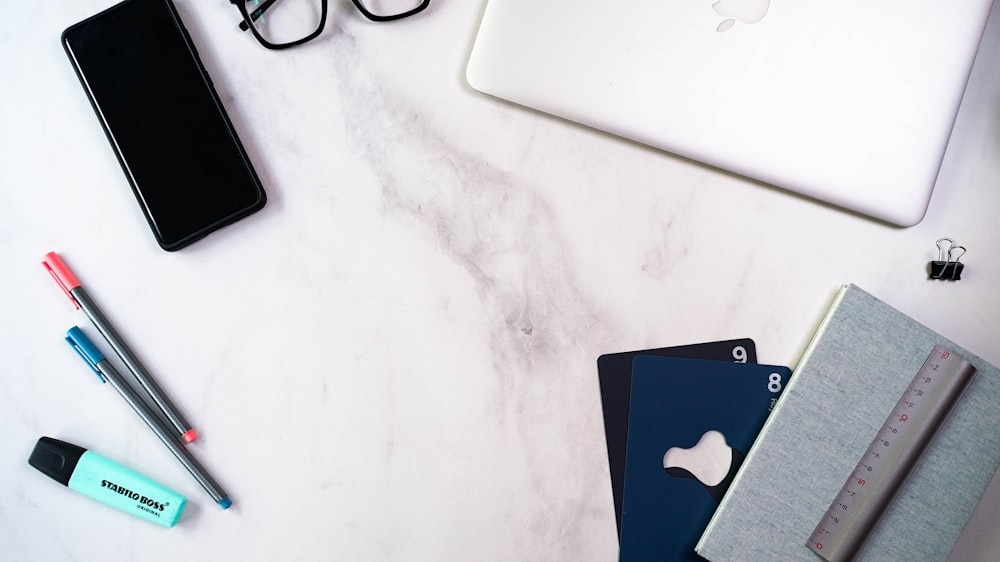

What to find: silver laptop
left=466, top=0, right=994, bottom=226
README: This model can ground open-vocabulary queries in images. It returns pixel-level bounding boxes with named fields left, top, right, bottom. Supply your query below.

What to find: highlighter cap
left=29, top=437, right=86, bottom=486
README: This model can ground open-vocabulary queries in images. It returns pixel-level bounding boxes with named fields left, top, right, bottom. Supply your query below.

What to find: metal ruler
left=806, top=345, right=977, bottom=562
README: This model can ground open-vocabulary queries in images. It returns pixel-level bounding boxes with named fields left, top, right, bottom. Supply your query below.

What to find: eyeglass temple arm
left=236, top=0, right=281, bottom=31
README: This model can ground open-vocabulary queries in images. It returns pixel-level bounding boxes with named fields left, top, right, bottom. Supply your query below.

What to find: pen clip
left=42, top=252, right=81, bottom=310
left=65, top=327, right=106, bottom=383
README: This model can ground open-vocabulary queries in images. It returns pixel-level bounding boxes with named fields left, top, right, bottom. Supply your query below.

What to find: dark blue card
left=618, top=356, right=791, bottom=561
left=598, top=339, right=757, bottom=538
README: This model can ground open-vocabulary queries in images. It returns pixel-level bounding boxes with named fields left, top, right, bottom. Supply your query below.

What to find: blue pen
left=66, top=326, right=232, bottom=509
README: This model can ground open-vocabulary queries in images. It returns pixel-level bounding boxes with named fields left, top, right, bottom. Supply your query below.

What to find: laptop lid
left=466, top=0, right=994, bottom=226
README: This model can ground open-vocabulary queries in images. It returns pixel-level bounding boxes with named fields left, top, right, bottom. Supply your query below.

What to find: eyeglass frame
left=231, top=0, right=431, bottom=50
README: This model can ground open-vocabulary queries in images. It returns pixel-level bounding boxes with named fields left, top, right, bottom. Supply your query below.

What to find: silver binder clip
left=928, top=238, right=966, bottom=281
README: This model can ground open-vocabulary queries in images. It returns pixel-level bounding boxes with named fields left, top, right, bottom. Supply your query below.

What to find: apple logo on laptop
left=712, top=0, right=770, bottom=32
left=663, top=430, right=746, bottom=502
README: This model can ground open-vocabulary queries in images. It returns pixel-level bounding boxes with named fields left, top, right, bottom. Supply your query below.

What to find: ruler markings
left=806, top=345, right=977, bottom=562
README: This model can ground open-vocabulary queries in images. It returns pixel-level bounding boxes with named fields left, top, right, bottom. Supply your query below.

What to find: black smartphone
left=62, top=0, right=266, bottom=251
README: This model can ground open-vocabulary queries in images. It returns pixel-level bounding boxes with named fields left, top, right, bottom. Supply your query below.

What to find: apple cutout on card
left=663, top=430, right=746, bottom=502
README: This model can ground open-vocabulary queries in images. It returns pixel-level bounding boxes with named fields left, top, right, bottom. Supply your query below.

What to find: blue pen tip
left=219, top=497, right=232, bottom=509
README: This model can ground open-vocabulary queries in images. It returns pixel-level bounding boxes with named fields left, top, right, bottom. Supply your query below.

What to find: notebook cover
left=618, top=356, right=791, bottom=561
left=948, top=463, right=1000, bottom=561
left=598, top=339, right=758, bottom=538
left=696, top=284, right=1000, bottom=561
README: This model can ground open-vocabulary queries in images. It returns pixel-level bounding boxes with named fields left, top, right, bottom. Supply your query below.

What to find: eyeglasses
left=231, top=0, right=430, bottom=50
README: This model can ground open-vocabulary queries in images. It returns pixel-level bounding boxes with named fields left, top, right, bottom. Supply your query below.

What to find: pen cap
left=28, top=437, right=86, bottom=486
left=42, top=252, right=81, bottom=307
left=66, top=326, right=107, bottom=376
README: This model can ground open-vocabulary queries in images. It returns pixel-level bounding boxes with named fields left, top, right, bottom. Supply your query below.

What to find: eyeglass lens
left=245, top=0, right=427, bottom=45
left=247, top=0, right=323, bottom=45
left=357, top=0, right=426, bottom=18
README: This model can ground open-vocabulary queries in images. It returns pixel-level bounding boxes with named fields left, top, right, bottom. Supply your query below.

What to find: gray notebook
left=696, top=284, right=1000, bottom=561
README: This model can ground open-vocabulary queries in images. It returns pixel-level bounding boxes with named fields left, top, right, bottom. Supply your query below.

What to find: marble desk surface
left=2, top=1, right=999, bottom=560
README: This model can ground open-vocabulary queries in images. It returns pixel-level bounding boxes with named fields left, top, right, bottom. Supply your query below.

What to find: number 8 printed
left=767, top=373, right=783, bottom=393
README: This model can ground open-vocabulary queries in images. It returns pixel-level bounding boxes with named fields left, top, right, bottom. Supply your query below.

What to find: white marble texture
left=1, top=1, right=998, bottom=560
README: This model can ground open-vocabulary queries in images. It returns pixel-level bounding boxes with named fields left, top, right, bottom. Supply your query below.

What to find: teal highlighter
left=28, top=437, right=186, bottom=528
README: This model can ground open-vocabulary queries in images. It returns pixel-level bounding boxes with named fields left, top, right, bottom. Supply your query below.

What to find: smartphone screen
left=62, top=0, right=266, bottom=251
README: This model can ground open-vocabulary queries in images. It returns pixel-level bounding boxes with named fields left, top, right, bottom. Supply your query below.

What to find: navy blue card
left=598, top=339, right=757, bottom=537
left=618, top=356, right=790, bottom=561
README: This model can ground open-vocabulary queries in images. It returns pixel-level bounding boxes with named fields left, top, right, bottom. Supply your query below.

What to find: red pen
left=43, top=251, right=198, bottom=444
